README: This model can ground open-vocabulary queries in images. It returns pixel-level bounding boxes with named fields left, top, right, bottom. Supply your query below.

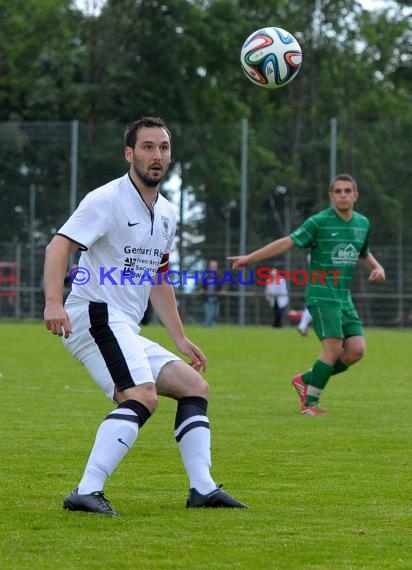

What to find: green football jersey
left=290, top=207, right=370, bottom=308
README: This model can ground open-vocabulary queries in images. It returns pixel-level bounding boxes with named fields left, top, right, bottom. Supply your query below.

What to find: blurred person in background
left=265, top=268, right=289, bottom=328
left=201, top=259, right=225, bottom=327
left=297, top=306, right=312, bottom=336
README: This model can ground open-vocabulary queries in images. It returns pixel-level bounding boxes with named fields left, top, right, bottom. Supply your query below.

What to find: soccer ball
left=240, top=27, right=302, bottom=89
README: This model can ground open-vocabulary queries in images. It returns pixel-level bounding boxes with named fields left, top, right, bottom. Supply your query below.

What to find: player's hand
left=227, top=254, right=251, bottom=270
left=44, top=303, right=72, bottom=338
left=368, top=266, right=385, bottom=283
left=175, top=337, right=207, bottom=373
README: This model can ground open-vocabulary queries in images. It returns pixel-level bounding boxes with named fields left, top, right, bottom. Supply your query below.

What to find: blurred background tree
left=0, top=0, right=410, bottom=252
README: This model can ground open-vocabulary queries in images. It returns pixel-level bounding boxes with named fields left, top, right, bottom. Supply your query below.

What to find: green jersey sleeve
left=359, top=227, right=370, bottom=257
left=289, top=216, right=318, bottom=249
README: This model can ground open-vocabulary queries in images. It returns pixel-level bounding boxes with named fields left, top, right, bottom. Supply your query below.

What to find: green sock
left=302, top=358, right=348, bottom=385
left=302, top=369, right=312, bottom=384
left=332, top=358, right=348, bottom=376
left=304, top=359, right=334, bottom=406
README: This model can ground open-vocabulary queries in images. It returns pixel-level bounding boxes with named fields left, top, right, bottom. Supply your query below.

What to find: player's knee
left=116, top=383, right=159, bottom=413
left=156, top=360, right=209, bottom=399
left=182, top=367, right=209, bottom=398
left=326, top=346, right=343, bottom=362
left=195, top=375, right=209, bottom=399
left=349, top=346, right=365, bottom=364
left=139, top=392, right=158, bottom=414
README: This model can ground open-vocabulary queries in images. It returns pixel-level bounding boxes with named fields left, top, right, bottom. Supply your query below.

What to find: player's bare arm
left=360, top=253, right=386, bottom=283
left=228, top=236, right=295, bottom=270
left=150, top=280, right=207, bottom=372
left=44, top=235, right=78, bottom=338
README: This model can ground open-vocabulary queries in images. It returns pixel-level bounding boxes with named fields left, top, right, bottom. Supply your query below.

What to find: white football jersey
left=58, top=173, right=176, bottom=324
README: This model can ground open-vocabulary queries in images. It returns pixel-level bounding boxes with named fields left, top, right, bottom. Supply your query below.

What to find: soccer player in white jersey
left=43, top=117, right=246, bottom=515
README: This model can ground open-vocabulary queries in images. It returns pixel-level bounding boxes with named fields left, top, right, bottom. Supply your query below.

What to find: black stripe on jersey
left=88, top=302, right=135, bottom=392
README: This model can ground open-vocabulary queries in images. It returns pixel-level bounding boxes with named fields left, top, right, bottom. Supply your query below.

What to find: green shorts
left=308, top=305, right=364, bottom=340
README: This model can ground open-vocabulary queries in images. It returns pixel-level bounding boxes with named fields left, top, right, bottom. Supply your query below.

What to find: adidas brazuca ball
left=240, top=27, right=302, bottom=89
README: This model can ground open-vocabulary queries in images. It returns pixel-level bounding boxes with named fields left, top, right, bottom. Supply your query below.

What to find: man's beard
left=132, top=157, right=164, bottom=188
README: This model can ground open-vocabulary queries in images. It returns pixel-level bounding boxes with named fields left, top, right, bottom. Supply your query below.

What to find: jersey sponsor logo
left=331, top=243, right=359, bottom=265
left=124, top=245, right=162, bottom=255
left=161, top=215, right=169, bottom=239
left=128, top=221, right=140, bottom=227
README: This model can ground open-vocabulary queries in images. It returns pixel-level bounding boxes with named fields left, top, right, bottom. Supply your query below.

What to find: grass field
left=0, top=322, right=410, bottom=569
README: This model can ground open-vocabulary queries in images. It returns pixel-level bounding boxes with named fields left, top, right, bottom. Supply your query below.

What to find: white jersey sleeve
left=57, top=190, right=109, bottom=250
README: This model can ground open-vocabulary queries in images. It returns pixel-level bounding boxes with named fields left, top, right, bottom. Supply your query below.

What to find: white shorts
left=63, top=301, right=181, bottom=400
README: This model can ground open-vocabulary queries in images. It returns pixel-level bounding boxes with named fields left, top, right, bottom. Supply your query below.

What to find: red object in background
left=287, top=309, right=303, bottom=324
left=0, top=262, right=19, bottom=304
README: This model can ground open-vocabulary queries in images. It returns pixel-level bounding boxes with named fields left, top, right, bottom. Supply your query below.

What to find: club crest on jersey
left=331, top=243, right=359, bottom=266
left=161, top=215, right=169, bottom=240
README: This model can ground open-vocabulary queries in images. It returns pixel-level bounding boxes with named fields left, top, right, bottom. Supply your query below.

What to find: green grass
left=0, top=323, right=411, bottom=569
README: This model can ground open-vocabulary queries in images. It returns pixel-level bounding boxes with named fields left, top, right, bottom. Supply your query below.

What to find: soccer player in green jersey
left=228, top=173, right=385, bottom=415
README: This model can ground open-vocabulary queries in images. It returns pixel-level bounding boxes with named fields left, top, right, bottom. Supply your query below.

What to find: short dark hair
left=330, top=173, right=358, bottom=193
left=124, top=117, right=171, bottom=148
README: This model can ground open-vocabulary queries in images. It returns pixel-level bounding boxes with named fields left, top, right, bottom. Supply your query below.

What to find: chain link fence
left=1, top=242, right=411, bottom=328
left=1, top=120, right=410, bottom=327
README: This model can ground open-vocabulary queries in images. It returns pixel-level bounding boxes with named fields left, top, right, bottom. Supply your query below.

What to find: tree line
left=0, top=0, right=411, bottom=255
